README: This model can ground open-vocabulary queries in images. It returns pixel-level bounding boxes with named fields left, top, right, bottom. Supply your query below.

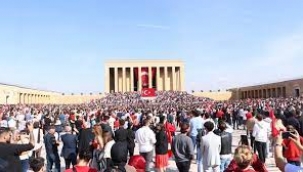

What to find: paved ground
left=41, top=129, right=281, bottom=172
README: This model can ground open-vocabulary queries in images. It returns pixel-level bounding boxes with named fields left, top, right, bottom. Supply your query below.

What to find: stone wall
left=192, top=91, right=232, bottom=101
left=229, top=78, right=303, bottom=99
left=52, top=94, right=105, bottom=104
left=0, top=83, right=105, bottom=104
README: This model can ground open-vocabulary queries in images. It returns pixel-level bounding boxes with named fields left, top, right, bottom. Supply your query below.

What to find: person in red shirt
left=282, top=124, right=303, bottom=166
left=216, top=109, right=224, bottom=119
left=113, top=117, right=120, bottom=130
left=65, top=150, right=97, bottom=172
left=245, top=110, right=253, bottom=121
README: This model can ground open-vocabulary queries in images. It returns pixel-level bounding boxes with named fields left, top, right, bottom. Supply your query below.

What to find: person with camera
left=281, top=124, right=303, bottom=166
left=0, top=122, right=35, bottom=172
left=275, top=129, right=303, bottom=172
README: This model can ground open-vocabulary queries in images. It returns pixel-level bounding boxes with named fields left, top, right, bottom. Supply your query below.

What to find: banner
left=134, top=67, right=157, bottom=89
left=141, top=67, right=148, bottom=88
left=141, top=88, right=156, bottom=97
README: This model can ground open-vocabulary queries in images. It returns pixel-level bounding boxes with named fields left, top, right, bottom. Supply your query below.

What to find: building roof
left=228, top=76, right=303, bottom=90
left=0, top=82, right=61, bottom=93
left=105, top=59, right=184, bottom=64
left=106, top=59, right=183, bottom=62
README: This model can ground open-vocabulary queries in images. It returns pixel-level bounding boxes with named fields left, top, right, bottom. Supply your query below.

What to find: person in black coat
left=127, top=122, right=135, bottom=157
left=114, top=119, right=128, bottom=142
left=78, top=128, right=94, bottom=154
left=61, top=126, right=78, bottom=169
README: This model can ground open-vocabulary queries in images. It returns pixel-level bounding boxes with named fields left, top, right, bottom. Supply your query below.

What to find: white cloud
left=136, top=24, right=170, bottom=30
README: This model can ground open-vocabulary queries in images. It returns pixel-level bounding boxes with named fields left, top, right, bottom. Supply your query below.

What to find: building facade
left=104, top=60, right=185, bottom=93
left=229, top=78, right=303, bottom=100
left=0, top=83, right=60, bottom=104
left=0, top=83, right=105, bottom=104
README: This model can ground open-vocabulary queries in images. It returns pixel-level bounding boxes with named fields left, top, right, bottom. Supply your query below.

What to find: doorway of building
left=295, top=88, right=300, bottom=97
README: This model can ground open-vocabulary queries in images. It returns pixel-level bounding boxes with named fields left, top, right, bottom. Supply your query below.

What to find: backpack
left=92, top=149, right=107, bottom=170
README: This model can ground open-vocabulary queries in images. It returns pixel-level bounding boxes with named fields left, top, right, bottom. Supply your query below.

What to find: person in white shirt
left=103, top=131, right=115, bottom=161
left=8, top=116, right=17, bottom=130
left=108, top=115, right=116, bottom=131
left=135, top=117, right=156, bottom=172
left=16, top=112, right=26, bottom=130
left=252, top=114, right=270, bottom=163
left=32, top=122, right=44, bottom=158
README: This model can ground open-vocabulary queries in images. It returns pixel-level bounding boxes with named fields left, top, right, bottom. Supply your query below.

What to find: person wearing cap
left=172, top=123, right=194, bottom=172
left=44, top=125, right=60, bottom=172
left=0, top=123, right=35, bottom=172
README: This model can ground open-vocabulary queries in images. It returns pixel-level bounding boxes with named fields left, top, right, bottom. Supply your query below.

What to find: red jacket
left=217, top=110, right=224, bottom=118
left=165, top=122, right=176, bottom=144
left=65, top=166, right=97, bottom=172
left=283, top=137, right=303, bottom=161
left=246, top=112, right=253, bottom=120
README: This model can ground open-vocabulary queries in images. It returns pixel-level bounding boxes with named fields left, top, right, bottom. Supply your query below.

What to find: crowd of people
left=0, top=90, right=303, bottom=172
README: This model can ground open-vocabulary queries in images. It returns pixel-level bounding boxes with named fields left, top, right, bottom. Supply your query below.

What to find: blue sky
left=1, top=1, right=303, bottom=93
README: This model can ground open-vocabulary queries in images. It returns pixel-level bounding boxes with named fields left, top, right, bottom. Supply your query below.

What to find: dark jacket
left=155, top=130, right=168, bottom=155
left=214, top=129, right=232, bottom=155
left=44, top=133, right=59, bottom=155
left=61, top=133, right=78, bottom=159
left=115, top=127, right=128, bottom=142
left=78, top=128, right=94, bottom=153
left=127, top=129, right=135, bottom=148
left=0, top=143, right=34, bottom=172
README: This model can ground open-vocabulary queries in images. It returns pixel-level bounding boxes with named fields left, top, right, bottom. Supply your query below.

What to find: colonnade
left=105, top=65, right=185, bottom=93
left=241, top=86, right=287, bottom=99
left=19, top=93, right=51, bottom=104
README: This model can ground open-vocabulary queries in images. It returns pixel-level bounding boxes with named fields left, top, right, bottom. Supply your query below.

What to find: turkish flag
left=141, top=88, right=156, bottom=97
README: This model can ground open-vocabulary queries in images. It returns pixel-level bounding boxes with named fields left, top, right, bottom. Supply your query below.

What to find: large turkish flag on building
left=141, top=88, right=156, bottom=97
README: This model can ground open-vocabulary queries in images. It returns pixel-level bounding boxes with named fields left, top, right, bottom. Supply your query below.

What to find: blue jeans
left=190, top=135, right=197, bottom=150
left=220, top=156, right=231, bottom=172
left=46, top=153, right=61, bottom=172
left=197, top=147, right=203, bottom=172
left=21, top=159, right=29, bottom=172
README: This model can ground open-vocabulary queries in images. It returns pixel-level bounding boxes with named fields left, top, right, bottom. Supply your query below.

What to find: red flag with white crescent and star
left=141, top=88, right=156, bottom=97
